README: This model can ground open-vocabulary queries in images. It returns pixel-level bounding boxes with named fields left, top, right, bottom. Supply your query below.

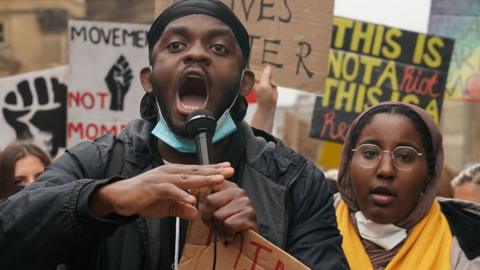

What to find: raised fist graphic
left=105, top=55, right=133, bottom=111
left=3, top=77, right=67, bottom=157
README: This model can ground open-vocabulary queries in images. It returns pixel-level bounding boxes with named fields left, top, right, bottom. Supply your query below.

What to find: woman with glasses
left=335, top=101, right=480, bottom=269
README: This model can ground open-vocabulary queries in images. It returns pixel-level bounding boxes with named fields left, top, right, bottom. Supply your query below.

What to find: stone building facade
left=0, top=0, right=85, bottom=77
left=86, top=0, right=153, bottom=24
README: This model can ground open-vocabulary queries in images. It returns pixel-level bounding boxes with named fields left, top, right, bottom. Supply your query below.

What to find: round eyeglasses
left=352, top=144, right=423, bottom=171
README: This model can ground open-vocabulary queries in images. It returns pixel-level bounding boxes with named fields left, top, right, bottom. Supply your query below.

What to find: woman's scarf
left=336, top=101, right=445, bottom=268
left=337, top=200, right=452, bottom=270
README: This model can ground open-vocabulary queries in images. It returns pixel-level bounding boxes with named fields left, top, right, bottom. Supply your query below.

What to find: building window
left=0, top=23, right=5, bottom=44
left=36, top=10, right=68, bottom=33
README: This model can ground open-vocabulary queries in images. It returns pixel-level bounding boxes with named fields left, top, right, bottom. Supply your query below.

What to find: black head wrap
left=147, top=0, right=250, bottom=63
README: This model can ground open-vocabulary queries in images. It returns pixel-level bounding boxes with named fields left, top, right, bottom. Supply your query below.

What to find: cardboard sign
left=282, top=110, right=321, bottom=163
left=429, top=0, right=480, bottom=102
left=68, top=20, right=149, bottom=146
left=155, top=0, right=334, bottom=94
left=310, top=17, right=455, bottom=143
left=0, top=66, right=69, bottom=157
left=179, top=215, right=309, bottom=270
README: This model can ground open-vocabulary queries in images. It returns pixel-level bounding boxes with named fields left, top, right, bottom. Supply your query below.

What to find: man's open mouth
left=177, top=74, right=208, bottom=115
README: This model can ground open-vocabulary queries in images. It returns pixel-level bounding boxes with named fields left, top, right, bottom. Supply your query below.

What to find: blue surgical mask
left=151, top=70, right=244, bottom=153
left=151, top=106, right=237, bottom=153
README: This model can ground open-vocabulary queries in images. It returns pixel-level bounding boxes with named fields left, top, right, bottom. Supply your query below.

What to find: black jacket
left=0, top=119, right=348, bottom=270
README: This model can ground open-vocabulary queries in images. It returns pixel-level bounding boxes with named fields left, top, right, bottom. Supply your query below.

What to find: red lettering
left=67, top=91, right=111, bottom=110
left=320, top=111, right=349, bottom=141
left=400, top=66, right=419, bottom=94
left=233, top=234, right=244, bottom=270
left=400, top=66, right=413, bottom=90
left=67, top=122, right=84, bottom=139
left=68, top=92, right=81, bottom=108
left=206, top=229, right=213, bottom=246
left=337, top=122, right=349, bottom=140
left=320, top=111, right=335, bottom=138
left=400, top=67, right=441, bottom=98
left=274, top=260, right=285, bottom=270
left=426, top=73, right=440, bottom=97
left=97, top=92, right=109, bottom=109
left=83, top=93, right=95, bottom=109
left=67, top=122, right=125, bottom=140
left=249, top=241, right=273, bottom=270
left=85, top=123, right=99, bottom=140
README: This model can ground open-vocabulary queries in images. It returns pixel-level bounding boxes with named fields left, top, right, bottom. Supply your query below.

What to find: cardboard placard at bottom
left=179, top=216, right=310, bottom=270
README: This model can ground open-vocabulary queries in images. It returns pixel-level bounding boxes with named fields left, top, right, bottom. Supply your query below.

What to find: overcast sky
left=334, top=0, right=431, bottom=33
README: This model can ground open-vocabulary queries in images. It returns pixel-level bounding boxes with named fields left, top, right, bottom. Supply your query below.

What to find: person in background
left=0, top=141, right=51, bottom=199
left=250, top=65, right=277, bottom=133
left=0, top=1, right=347, bottom=269
left=451, top=163, right=480, bottom=203
left=335, top=101, right=480, bottom=269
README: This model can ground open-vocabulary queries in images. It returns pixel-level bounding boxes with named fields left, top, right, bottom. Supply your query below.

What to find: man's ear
left=240, top=69, right=255, bottom=96
left=140, top=67, right=153, bottom=93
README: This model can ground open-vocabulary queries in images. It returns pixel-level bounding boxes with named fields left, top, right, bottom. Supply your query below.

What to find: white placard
left=68, top=19, right=149, bottom=146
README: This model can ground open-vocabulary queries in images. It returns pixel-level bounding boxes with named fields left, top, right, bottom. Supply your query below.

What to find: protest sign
left=179, top=215, right=309, bottom=270
left=429, top=0, right=480, bottom=102
left=155, top=0, right=334, bottom=94
left=310, top=17, right=454, bottom=143
left=0, top=66, right=68, bottom=157
left=68, top=20, right=149, bottom=146
left=282, top=110, right=321, bottom=162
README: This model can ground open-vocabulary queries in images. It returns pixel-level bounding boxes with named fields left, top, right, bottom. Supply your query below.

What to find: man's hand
left=254, top=65, right=277, bottom=110
left=89, top=162, right=234, bottom=220
left=250, top=65, right=277, bottom=133
left=198, top=181, right=257, bottom=241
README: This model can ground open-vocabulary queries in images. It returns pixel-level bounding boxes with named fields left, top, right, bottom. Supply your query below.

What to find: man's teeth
left=182, top=104, right=200, bottom=110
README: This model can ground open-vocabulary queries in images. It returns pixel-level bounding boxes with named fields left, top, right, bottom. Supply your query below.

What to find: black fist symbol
left=3, top=77, right=67, bottom=157
left=105, top=55, right=133, bottom=111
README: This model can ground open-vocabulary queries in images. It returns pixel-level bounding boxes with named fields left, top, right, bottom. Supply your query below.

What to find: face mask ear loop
left=229, top=69, right=245, bottom=111
left=154, top=97, right=162, bottom=118
left=216, top=68, right=245, bottom=127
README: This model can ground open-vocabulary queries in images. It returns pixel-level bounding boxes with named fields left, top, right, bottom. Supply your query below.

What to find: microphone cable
left=174, top=216, right=180, bottom=270
left=212, top=230, right=217, bottom=270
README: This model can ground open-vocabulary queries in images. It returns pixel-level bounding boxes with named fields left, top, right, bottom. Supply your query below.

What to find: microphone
left=186, top=109, right=219, bottom=270
left=186, top=109, right=217, bottom=165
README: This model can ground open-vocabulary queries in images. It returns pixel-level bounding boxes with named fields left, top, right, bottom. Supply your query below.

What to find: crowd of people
left=0, top=0, right=479, bottom=269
